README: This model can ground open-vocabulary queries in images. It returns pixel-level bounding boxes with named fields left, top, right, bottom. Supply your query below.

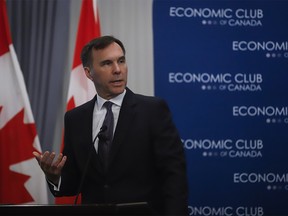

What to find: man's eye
left=102, top=61, right=111, bottom=66
left=119, top=59, right=126, bottom=64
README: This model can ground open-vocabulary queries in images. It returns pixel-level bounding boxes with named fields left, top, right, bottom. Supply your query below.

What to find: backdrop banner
left=153, top=1, right=288, bottom=215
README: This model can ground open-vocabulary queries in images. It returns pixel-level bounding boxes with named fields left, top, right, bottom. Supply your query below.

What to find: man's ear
left=84, top=67, right=93, bottom=81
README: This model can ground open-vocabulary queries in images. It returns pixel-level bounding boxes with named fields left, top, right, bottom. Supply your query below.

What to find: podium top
left=0, top=202, right=156, bottom=215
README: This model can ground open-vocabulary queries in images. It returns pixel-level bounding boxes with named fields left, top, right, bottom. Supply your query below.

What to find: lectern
left=0, top=202, right=156, bottom=215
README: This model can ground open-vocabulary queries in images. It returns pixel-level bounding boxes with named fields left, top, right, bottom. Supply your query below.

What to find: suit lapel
left=82, top=96, right=105, bottom=174
left=108, top=88, right=136, bottom=168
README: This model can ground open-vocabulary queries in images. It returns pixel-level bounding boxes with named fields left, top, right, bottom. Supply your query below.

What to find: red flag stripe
left=0, top=0, right=12, bottom=56
left=72, top=0, right=101, bottom=69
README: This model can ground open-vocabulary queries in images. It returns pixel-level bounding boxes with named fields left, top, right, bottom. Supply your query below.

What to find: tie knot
left=103, top=101, right=113, bottom=111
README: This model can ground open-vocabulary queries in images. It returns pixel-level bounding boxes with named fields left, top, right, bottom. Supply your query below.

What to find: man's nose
left=112, top=62, right=121, bottom=73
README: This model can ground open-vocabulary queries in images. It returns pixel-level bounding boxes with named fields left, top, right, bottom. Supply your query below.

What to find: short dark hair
left=81, top=35, right=126, bottom=68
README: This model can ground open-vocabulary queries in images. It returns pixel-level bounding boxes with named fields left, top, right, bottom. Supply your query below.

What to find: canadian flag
left=55, top=0, right=101, bottom=204
left=0, top=0, right=48, bottom=204
left=66, top=0, right=101, bottom=114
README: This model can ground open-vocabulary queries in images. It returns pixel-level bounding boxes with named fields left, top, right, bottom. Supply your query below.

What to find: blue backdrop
left=153, top=1, right=288, bottom=215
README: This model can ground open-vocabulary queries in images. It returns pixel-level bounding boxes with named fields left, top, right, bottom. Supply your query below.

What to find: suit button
left=104, top=184, right=109, bottom=189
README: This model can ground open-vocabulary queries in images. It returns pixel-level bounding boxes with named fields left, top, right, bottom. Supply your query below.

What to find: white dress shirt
left=92, top=89, right=126, bottom=152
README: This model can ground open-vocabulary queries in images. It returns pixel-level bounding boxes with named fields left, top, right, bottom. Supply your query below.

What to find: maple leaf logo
left=0, top=108, right=38, bottom=204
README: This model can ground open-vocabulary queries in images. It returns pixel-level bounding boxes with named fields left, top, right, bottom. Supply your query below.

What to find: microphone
left=98, top=125, right=108, bottom=141
left=74, top=126, right=107, bottom=205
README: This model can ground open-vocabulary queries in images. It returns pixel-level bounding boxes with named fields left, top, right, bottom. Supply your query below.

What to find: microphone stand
left=74, top=126, right=107, bottom=204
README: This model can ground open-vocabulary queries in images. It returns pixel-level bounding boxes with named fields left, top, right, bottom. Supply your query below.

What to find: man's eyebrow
left=100, top=59, right=112, bottom=63
left=100, top=56, right=125, bottom=63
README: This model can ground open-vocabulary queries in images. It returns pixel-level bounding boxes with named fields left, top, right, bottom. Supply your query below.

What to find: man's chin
left=111, top=87, right=126, bottom=95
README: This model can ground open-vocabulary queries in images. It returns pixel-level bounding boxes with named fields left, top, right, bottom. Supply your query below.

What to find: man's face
left=88, top=42, right=128, bottom=100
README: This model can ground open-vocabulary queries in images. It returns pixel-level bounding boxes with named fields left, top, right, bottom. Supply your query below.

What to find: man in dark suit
left=33, top=35, right=188, bottom=215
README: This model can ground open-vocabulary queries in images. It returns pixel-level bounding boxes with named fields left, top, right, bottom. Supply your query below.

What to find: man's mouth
left=110, top=79, right=123, bottom=85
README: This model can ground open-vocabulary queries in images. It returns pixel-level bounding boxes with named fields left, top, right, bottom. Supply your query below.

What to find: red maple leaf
left=0, top=108, right=39, bottom=204
left=67, top=96, right=76, bottom=112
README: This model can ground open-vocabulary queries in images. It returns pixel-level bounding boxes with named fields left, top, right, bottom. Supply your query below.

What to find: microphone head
left=98, top=125, right=108, bottom=141
left=100, top=125, right=108, bottom=132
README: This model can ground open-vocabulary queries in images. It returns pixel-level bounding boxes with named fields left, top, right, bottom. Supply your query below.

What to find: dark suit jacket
left=51, top=88, right=188, bottom=215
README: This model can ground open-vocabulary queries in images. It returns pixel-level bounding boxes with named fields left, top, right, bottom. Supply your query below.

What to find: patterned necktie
left=98, top=101, right=114, bottom=171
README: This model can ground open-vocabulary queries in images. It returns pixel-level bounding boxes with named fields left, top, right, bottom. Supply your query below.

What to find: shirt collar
left=96, top=89, right=126, bottom=110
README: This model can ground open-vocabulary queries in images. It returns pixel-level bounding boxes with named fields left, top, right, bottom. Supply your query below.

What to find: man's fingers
left=50, top=153, right=67, bottom=173
left=33, top=150, right=66, bottom=176
left=32, top=151, right=41, bottom=163
left=37, top=151, right=55, bottom=172
left=46, top=152, right=56, bottom=164
left=53, top=153, right=64, bottom=166
left=41, top=151, right=50, bottom=163
left=58, top=155, right=67, bottom=169
left=39, top=151, right=51, bottom=169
